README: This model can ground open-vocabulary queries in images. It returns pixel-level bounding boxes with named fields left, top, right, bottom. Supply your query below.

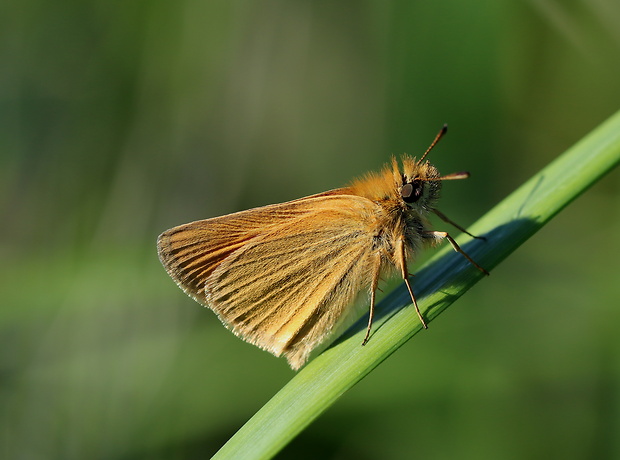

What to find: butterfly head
left=398, top=124, right=470, bottom=211
left=398, top=158, right=442, bottom=211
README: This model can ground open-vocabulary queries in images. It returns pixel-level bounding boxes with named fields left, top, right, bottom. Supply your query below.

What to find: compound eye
left=401, top=180, right=423, bottom=203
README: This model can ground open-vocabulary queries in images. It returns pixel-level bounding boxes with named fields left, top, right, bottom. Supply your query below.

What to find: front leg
left=424, top=231, right=489, bottom=276
left=433, top=209, right=486, bottom=241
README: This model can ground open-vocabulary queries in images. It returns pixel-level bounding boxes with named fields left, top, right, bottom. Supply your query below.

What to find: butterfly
left=157, top=125, right=488, bottom=370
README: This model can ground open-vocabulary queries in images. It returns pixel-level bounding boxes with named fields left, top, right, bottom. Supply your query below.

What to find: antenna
left=419, top=124, right=448, bottom=163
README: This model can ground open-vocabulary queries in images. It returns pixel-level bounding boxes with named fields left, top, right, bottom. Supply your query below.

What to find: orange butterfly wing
left=157, top=191, right=385, bottom=369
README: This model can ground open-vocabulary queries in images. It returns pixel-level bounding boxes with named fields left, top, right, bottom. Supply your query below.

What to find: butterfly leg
left=433, top=209, right=486, bottom=241
left=362, top=254, right=382, bottom=346
left=425, top=231, right=489, bottom=275
left=396, top=238, right=428, bottom=329
left=403, top=272, right=427, bottom=329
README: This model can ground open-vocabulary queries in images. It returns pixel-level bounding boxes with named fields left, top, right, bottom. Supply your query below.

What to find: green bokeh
left=2, top=2, right=619, bottom=459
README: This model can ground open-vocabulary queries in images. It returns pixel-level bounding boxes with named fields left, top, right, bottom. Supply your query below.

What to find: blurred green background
left=2, top=1, right=619, bottom=459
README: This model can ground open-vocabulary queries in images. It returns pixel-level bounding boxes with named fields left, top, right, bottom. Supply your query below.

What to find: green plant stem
left=213, top=110, right=620, bottom=460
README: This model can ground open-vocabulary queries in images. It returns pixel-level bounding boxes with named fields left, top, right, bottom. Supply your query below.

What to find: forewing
left=205, top=195, right=380, bottom=369
left=157, top=190, right=346, bottom=304
left=157, top=192, right=381, bottom=370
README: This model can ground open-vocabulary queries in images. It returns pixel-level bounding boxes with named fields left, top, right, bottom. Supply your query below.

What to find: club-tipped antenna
left=419, top=124, right=448, bottom=163
left=437, top=171, right=470, bottom=180
left=418, top=170, right=470, bottom=182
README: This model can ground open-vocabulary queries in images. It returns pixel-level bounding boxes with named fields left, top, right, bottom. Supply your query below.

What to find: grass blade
left=214, top=110, right=620, bottom=460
